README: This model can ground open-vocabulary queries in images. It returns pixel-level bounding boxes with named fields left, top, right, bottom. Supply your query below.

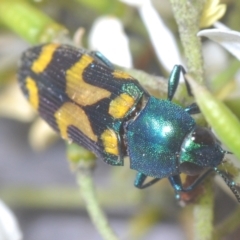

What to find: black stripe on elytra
left=82, top=96, right=117, bottom=137
left=31, top=45, right=84, bottom=131
left=82, top=61, right=142, bottom=95
left=67, top=125, right=101, bottom=155
left=18, top=46, right=43, bottom=99
left=42, top=45, right=84, bottom=93
left=67, top=125, right=120, bottom=164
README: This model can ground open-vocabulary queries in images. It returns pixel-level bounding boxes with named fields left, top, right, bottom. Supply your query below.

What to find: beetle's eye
left=191, top=126, right=216, bottom=146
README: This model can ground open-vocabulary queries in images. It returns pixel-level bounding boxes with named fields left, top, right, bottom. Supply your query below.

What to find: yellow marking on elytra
left=101, top=129, right=119, bottom=156
left=109, top=93, right=135, bottom=118
left=25, top=77, right=39, bottom=110
left=112, top=70, right=134, bottom=80
left=31, top=43, right=60, bottom=73
left=55, top=102, right=97, bottom=142
left=66, top=55, right=111, bottom=105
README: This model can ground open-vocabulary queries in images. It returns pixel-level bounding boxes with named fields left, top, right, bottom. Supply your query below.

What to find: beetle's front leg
left=134, top=172, right=160, bottom=189
left=168, top=170, right=213, bottom=199
left=90, top=51, right=114, bottom=69
left=168, top=65, right=201, bottom=115
left=168, top=65, right=191, bottom=101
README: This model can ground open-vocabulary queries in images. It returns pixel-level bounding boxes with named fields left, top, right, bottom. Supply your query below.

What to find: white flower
left=88, top=16, right=133, bottom=68
left=198, top=22, right=240, bottom=91
left=119, top=0, right=182, bottom=72
left=0, top=200, right=22, bottom=240
left=198, top=23, right=240, bottom=61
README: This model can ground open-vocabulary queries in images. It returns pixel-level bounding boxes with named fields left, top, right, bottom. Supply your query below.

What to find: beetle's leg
left=168, top=175, right=183, bottom=197
left=214, top=167, right=240, bottom=202
left=104, top=155, right=124, bottom=166
left=168, top=65, right=196, bottom=101
left=182, top=169, right=216, bottom=191
left=168, top=65, right=190, bottom=100
left=184, top=103, right=200, bottom=114
left=168, top=65, right=200, bottom=114
left=167, top=65, right=181, bottom=101
left=134, top=172, right=160, bottom=189
left=90, top=51, right=114, bottom=69
left=168, top=169, right=213, bottom=199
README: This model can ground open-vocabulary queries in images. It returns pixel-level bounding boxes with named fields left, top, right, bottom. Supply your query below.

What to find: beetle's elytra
left=18, top=43, right=240, bottom=202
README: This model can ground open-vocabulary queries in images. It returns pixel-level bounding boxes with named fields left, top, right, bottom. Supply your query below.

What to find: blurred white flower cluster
left=88, top=0, right=182, bottom=71
left=88, top=0, right=240, bottom=91
left=0, top=200, right=22, bottom=240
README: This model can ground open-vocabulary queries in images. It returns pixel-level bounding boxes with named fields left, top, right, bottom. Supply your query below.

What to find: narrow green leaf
left=225, top=98, right=240, bottom=120
left=76, top=0, right=125, bottom=15
left=211, top=59, right=240, bottom=93
left=0, top=0, right=68, bottom=44
left=187, top=76, right=240, bottom=160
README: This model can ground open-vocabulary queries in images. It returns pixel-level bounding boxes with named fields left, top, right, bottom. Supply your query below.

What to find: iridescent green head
left=179, top=126, right=225, bottom=175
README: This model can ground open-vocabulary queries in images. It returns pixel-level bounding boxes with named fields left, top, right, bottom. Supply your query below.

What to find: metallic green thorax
left=126, top=97, right=195, bottom=178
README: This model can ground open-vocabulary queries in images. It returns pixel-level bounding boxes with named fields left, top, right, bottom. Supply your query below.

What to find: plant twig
left=76, top=167, right=119, bottom=240
left=213, top=206, right=240, bottom=240
left=169, top=0, right=205, bottom=83
left=193, top=179, right=214, bottom=240
left=67, top=144, right=119, bottom=240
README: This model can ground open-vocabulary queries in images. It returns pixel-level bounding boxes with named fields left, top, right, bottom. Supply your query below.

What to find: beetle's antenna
left=214, top=167, right=240, bottom=202
left=224, top=150, right=232, bottom=154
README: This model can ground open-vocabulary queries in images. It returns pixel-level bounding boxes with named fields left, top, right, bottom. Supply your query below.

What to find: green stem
left=193, top=180, right=214, bottom=240
left=169, top=0, right=205, bottom=83
left=0, top=186, right=142, bottom=211
left=67, top=143, right=118, bottom=239
left=0, top=0, right=68, bottom=44
left=213, top=206, right=240, bottom=240
left=77, top=170, right=119, bottom=240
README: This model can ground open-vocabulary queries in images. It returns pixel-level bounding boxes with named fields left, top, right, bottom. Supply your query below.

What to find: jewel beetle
left=18, top=43, right=240, bottom=201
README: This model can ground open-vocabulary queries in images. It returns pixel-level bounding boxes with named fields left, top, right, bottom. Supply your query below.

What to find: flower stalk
left=169, top=0, right=205, bottom=83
